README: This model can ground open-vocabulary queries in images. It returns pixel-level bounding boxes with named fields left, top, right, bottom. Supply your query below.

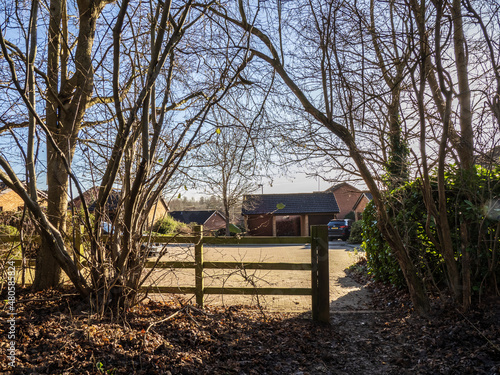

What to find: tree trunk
left=451, top=0, right=474, bottom=308
left=33, top=246, right=61, bottom=290
left=451, top=0, right=474, bottom=170
left=33, top=0, right=105, bottom=291
left=33, top=0, right=63, bottom=290
left=224, top=204, right=231, bottom=236
left=379, top=219, right=430, bottom=314
left=33, top=132, right=74, bottom=289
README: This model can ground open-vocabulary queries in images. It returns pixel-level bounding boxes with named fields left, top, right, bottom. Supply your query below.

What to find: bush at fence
left=362, top=165, right=500, bottom=294
left=153, top=215, right=190, bottom=234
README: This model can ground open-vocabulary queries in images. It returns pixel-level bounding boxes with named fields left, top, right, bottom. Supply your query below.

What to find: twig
left=185, top=308, right=201, bottom=328
left=186, top=304, right=208, bottom=316
left=145, top=306, right=186, bottom=334
left=456, top=308, right=500, bottom=353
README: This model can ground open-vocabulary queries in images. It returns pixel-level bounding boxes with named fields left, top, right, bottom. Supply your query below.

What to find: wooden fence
left=0, top=225, right=330, bottom=322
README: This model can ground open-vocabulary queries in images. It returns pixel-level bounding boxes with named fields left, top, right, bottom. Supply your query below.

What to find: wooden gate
left=140, top=225, right=330, bottom=322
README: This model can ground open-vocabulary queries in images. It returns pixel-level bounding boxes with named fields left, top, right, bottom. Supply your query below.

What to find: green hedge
left=153, top=215, right=190, bottom=235
left=347, top=220, right=363, bottom=244
left=362, top=200, right=406, bottom=287
left=362, top=165, right=500, bottom=292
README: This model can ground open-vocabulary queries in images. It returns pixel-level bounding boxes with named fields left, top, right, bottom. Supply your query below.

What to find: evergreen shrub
left=153, top=216, right=189, bottom=234
left=347, top=220, right=363, bottom=244
left=361, top=165, right=500, bottom=294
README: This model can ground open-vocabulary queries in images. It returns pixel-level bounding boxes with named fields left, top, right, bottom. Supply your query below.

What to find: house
left=0, top=182, right=47, bottom=212
left=69, top=186, right=100, bottom=211
left=145, top=195, right=169, bottom=227
left=324, top=183, right=363, bottom=220
left=168, top=210, right=226, bottom=233
left=75, top=187, right=168, bottom=228
left=242, top=192, right=339, bottom=236
left=352, top=192, right=373, bottom=220
left=81, top=188, right=121, bottom=221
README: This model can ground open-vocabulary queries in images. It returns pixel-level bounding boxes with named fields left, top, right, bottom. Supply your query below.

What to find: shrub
left=361, top=200, right=406, bottom=287
left=0, top=225, right=19, bottom=236
left=153, top=216, right=189, bottom=234
left=344, top=211, right=356, bottom=221
left=347, top=220, right=363, bottom=244
left=361, top=165, right=500, bottom=294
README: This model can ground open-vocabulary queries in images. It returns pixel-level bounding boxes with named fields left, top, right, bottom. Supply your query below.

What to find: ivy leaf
left=276, top=203, right=285, bottom=210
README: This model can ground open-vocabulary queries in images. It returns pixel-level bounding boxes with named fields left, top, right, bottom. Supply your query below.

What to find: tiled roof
left=70, top=186, right=100, bottom=206
left=242, top=193, right=339, bottom=215
left=324, top=182, right=360, bottom=193
left=87, top=189, right=121, bottom=212
left=352, top=191, right=373, bottom=210
left=169, top=210, right=224, bottom=225
left=0, top=181, right=48, bottom=200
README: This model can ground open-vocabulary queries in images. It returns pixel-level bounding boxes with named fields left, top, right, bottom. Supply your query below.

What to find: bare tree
left=207, top=0, right=430, bottom=314
left=0, top=0, right=252, bottom=310
left=192, top=109, right=260, bottom=235
left=0, top=0, right=111, bottom=292
left=407, top=0, right=500, bottom=308
left=208, top=0, right=500, bottom=314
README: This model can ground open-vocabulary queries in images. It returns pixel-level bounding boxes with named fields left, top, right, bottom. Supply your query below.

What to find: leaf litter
left=1, top=265, right=499, bottom=374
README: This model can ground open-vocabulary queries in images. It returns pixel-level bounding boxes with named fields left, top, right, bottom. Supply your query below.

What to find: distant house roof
left=324, top=182, right=361, bottom=194
left=70, top=186, right=100, bottom=210
left=242, top=193, right=339, bottom=215
left=0, top=181, right=48, bottom=201
left=352, top=191, right=373, bottom=210
left=87, top=189, right=121, bottom=213
left=169, top=210, right=225, bottom=225
left=84, top=188, right=168, bottom=218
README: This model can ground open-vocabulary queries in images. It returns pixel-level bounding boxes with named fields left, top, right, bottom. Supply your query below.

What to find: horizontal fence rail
left=0, top=225, right=330, bottom=322
left=143, top=261, right=312, bottom=271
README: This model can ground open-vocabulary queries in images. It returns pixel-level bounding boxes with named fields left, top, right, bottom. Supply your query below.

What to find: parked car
left=327, top=219, right=352, bottom=241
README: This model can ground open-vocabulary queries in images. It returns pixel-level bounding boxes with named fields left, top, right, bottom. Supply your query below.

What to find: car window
left=328, top=221, right=344, bottom=226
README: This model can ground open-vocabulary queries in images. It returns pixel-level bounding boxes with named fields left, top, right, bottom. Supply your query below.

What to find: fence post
left=194, top=225, right=204, bottom=307
left=311, top=225, right=330, bottom=323
left=311, top=226, right=319, bottom=321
